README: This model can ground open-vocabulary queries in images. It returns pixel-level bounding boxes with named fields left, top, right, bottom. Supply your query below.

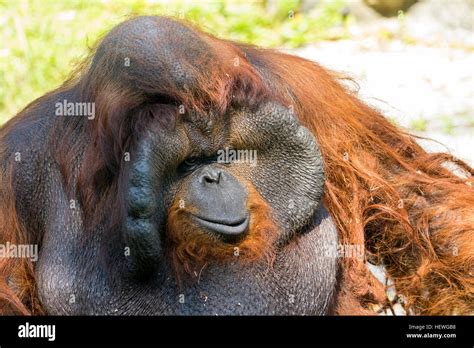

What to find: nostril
left=201, top=168, right=221, bottom=184
left=204, top=175, right=215, bottom=184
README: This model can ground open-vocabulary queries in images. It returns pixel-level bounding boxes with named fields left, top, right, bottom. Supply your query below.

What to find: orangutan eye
left=178, top=156, right=201, bottom=173
left=184, top=157, right=199, bottom=167
left=178, top=153, right=221, bottom=174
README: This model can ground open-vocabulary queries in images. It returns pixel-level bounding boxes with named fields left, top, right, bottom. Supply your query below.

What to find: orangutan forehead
left=93, top=17, right=217, bottom=92
left=89, top=16, right=270, bottom=115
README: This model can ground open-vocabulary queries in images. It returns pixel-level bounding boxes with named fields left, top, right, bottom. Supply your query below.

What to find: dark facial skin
left=186, top=166, right=250, bottom=241
left=4, top=17, right=339, bottom=315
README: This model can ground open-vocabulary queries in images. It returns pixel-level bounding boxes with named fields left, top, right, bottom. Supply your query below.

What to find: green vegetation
left=440, top=115, right=456, bottom=135
left=410, top=117, right=428, bottom=132
left=0, top=0, right=347, bottom=124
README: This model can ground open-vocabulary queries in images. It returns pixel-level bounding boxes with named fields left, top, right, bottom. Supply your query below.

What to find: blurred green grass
left=0, top=0, right=347, bottom=124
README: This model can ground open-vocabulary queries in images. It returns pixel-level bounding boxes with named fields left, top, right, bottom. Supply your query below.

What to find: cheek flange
left=230, top=102, right=325, bottom=236
left=124, top=136, right=161, bottom=278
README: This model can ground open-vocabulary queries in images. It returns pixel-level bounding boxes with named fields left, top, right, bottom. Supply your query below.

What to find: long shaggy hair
left=0, top=16, right=472, bottom=315
left=0, top=163, right=43, bottom=315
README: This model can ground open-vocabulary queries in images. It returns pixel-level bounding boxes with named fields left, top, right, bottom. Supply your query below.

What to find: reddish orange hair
left=0, top=161, right=43, bottom=315
left=249, top=50, right=474, bottom=314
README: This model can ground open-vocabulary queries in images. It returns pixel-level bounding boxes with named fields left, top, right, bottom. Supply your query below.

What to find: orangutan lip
left=191, top=215, right=250, bottom=236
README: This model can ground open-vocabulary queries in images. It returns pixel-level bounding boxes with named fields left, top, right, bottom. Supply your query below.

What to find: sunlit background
left=1, top=0, right=473, bottom=165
